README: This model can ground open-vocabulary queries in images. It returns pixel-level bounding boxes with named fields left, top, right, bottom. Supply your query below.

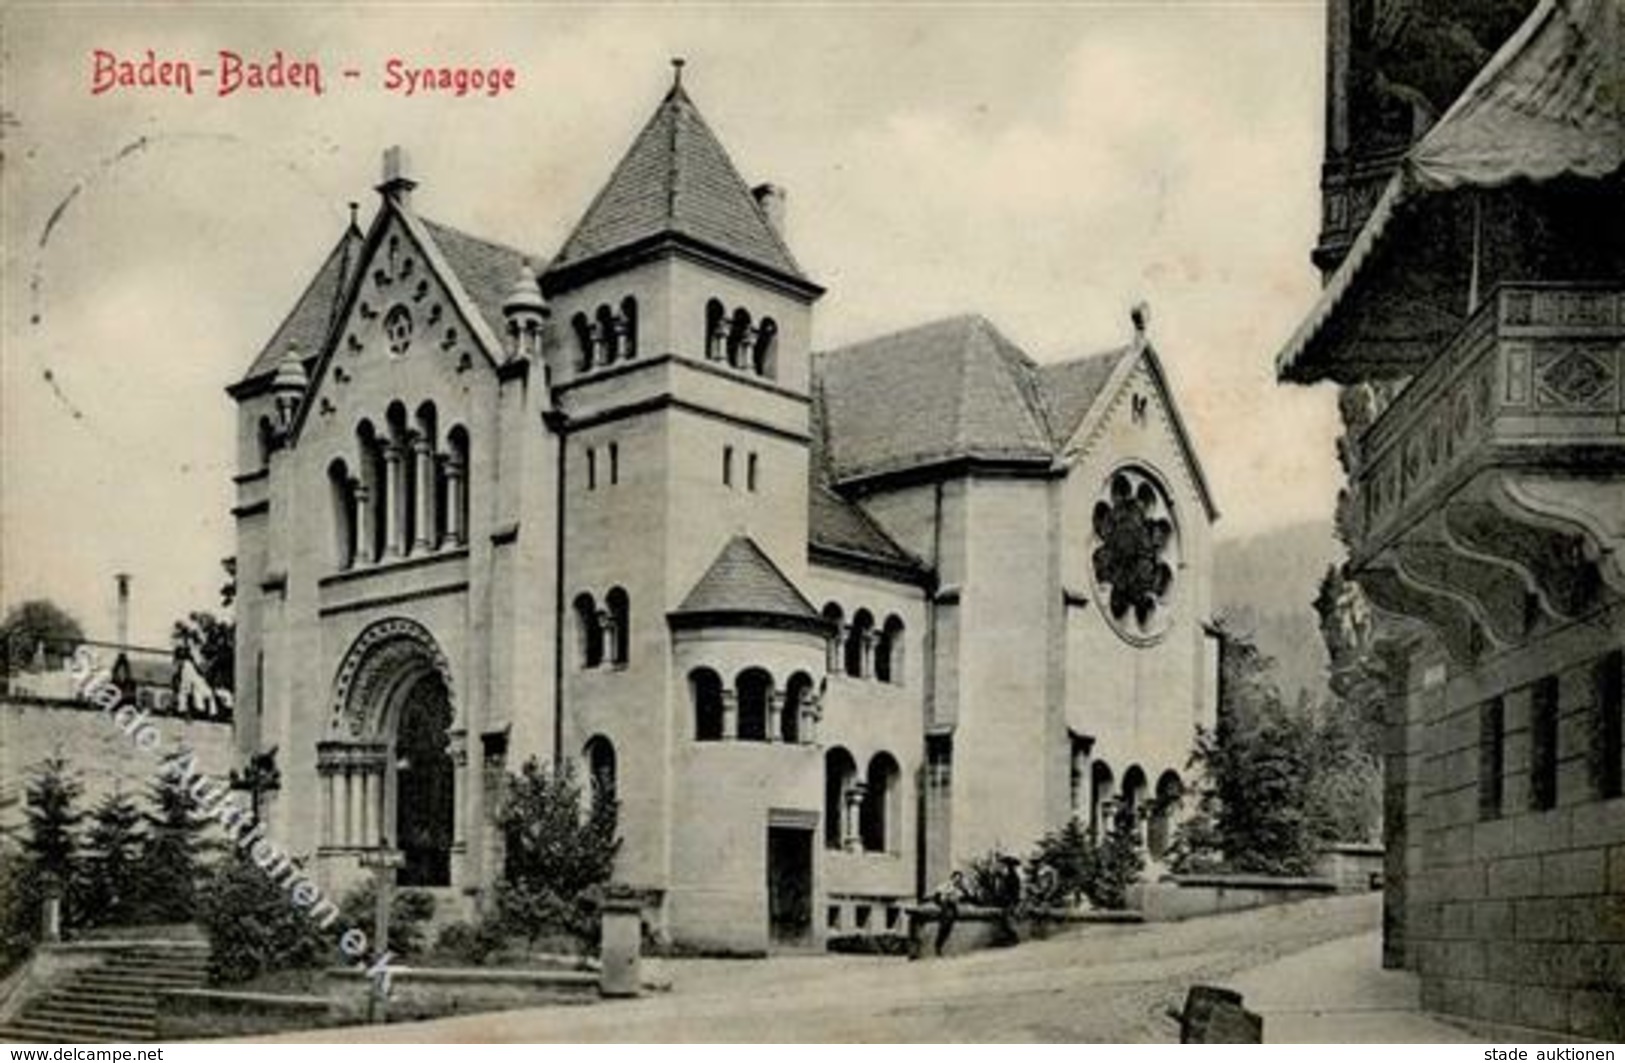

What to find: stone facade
left=1281, top=0, right=1625, bottom=1038
left=231, top=74, right=1218, bottom=952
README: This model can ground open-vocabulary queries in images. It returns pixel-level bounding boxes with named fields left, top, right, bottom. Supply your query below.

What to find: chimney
left=377, top=145, right=417, bottom=208
left=115, top=573, right=131, bottom=647
left=752, top=183, right=787, bottom=238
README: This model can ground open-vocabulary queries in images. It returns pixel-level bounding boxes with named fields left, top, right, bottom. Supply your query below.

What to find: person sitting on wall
left=994, top=855, right=1025, bottom=946
left=931, top=870, right=968, bottom=957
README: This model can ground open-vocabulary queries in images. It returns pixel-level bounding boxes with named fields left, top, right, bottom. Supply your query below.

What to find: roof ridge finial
left=347, top=201, right=359, bottom=231
left=671, top=56, right=686, bottom=89
left=1130, top=300, right=1151, bottom=347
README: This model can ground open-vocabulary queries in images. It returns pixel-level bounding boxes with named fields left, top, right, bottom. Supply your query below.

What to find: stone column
left=599, top=610, right=619, bottom=667
left=360, top=771, right=376, bottom=848
left=800, top=691, right=820, bottom=746
left=445, top=455, right=466, bottom=547
left=843, top=782, right=867, bottom=852
left=829, top=625, right=849, bottom=674
left=862, top=630, right=880, bottom=679
left=412, top=434, right=435, bottom=553
left=325, top=773, right=338, bottom=851
left=709, top=319, right=729, bottom=361
left=721, top=690, right=739, bottom=740
left=384, top=442, right=406, bottom=558
left=768, top=692, right=785, bottom=742
left=590, top=323, right=607, bottom=367
left=343, top=770, right=356, bottom=848
left=451, top=738, right=469, bottom=854
left=353, top=481, right=374, bottom=565
left=613, top=317, right=631, bottom=360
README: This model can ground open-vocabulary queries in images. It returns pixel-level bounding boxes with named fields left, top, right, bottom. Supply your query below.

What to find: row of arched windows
left=574, top=588, right=630, bottom=669
left=571, top=297, right=638, bottom=373
left=820, top=604, right=905, bottom=683
left=328, top=402, right=470, bottom=570
left=689, top=667, right=819, bottom=744
left=825, top=747, right=901, bottom=854
left=1075, top=758, right=1185, bottom=860
left=704, top=299, right=778, bottom=379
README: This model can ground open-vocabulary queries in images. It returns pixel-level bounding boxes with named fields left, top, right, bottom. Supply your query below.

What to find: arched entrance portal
left=394, top=672, right=454, bottom=887
left=324, top=618, right=459, bottom=888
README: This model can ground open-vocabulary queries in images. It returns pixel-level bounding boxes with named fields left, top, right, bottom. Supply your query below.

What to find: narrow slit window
left=1479, top=697, right=1504, bottom=819
left=723, top=445, right=734, bottom=487
left=1531, top=676, right=1560, bottom=811
left=746, top=452, right=758, bottom=493
left=1593, top=651, right=1623, bottom=800
left=609, top=442, right=620, bottom=486
left=587, top=446, right=597, bottom=491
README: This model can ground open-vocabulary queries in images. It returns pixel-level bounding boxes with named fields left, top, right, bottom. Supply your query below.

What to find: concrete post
left=41, top=895, right=60, bottom=944
left=599, top=892, right=643, bottom=998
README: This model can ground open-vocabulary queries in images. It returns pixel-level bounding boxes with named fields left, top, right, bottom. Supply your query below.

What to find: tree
left=1090, top=803, right=1146, bottom=910
left=200, top=847, right=327, bottom=984
left=1, top=600, right=85, bottom=672
left=82, top=789, right=146, bottom=928
left=1174, top=623, right=1322, bottom=875
left=171, top=611, right=234, bottom=693
left=136, top=767, right=210, bottom=923
left=0, top=844, right=35, bottom=975
left=21, top=757, right=83, bottom=900
left=11, top=758, right=85, bottom=939
left=494, top=758, right=620, bottom=948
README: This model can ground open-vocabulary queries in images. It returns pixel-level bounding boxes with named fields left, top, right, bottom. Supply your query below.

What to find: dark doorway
left=766, top=826, right=813, bottom=945
left=395, top=672, right=454, bottom=887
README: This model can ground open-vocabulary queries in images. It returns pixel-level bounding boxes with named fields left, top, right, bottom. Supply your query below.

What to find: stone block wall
left=1403, top=605, right=1625, bottom=1039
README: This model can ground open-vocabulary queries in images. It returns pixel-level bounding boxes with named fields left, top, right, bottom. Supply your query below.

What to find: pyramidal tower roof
left=546, top=67, right=814, bottom=291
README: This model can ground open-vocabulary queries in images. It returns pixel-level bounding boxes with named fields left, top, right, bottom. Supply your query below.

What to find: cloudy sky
left=1, top=2, right=1336, bottom=646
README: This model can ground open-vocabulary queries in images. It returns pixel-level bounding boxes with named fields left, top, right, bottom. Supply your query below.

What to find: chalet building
left=1278, top=0, right=1625, bottom=1038
left=229, top=68, right=1218, bottom=952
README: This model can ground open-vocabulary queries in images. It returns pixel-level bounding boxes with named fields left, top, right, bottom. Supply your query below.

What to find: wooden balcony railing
left=1351, top=282, right=1625, bottom=559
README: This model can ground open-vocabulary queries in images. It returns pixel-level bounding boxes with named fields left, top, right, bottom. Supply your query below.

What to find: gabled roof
left=239, top=224, right=363, bottom=384
left=812, top=315, right=1058, bottom=484
left=545, top=82, right=812, bottom=289
left=812, top=315, right=1218, bottom=520
left=1277, top=0, right=1625, bottom=383
left=1039, top=346, right=1135, bottom=443
left=420, top=219, right=544, bottom=341
left=670, top=536, right=825, bottom=631
left=234, top=204, right=544, bottom=398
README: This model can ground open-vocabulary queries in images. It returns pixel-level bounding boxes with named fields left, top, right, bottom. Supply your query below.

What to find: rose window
left=1091, top=468, right=1179, bottom=643
left=385, top=305, right=414, bottom=356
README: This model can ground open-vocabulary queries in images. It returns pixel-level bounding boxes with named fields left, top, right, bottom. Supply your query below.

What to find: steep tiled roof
left=240, top=225, right=363, bottom=382
left=673, top=536, right=821, bottom=623
left=812, top=315, right=1059, bottom=483
left=547, top=84, right=809, bottom=284
left=420, top=219, right=543, bottom=340
left=1039, top=346, right=1134, bottom=442
left=806, top=382, right=927, bottom=575
left=239, top=215, right=542, bottom=386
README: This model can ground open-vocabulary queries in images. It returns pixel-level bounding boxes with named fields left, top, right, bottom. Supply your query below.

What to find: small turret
left=270, top=343, right=309, bottom=437
left=502, top=261, right=549, bottom=360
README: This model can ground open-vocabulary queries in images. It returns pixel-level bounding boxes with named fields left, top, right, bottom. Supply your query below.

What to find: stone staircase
left=0, top=941, right=209, bottom=1043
